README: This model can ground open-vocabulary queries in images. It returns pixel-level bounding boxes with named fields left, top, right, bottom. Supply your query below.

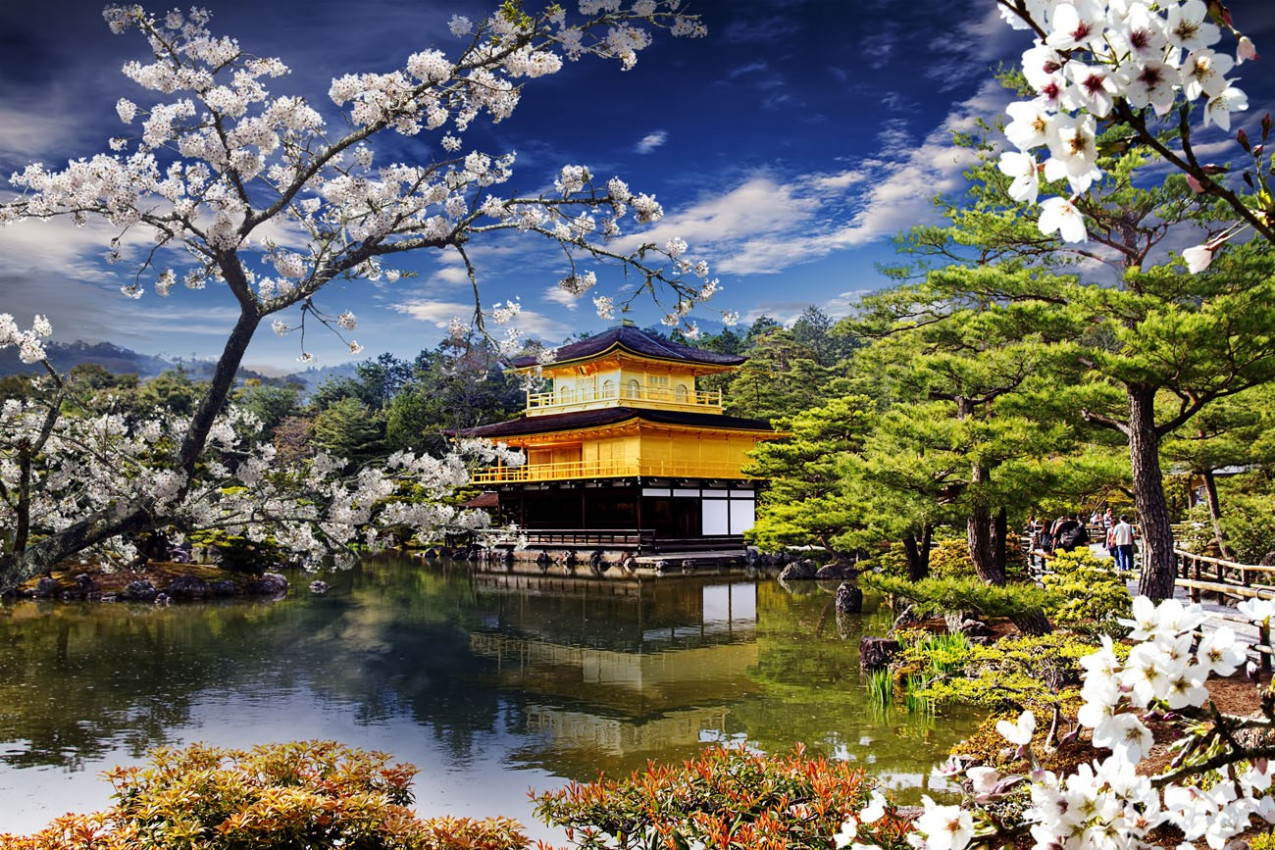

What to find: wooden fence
left=1172, top=548, right=1275, bottom=602
left=1024, top=541, right=1275, bottom=671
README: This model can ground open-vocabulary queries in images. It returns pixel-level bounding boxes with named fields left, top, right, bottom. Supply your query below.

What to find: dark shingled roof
left=452, top=406, right=774, bottom=439
left=510, top=325, right=746, bottom=369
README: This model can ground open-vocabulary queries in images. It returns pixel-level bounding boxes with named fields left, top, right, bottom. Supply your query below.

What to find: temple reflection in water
left=470, top=574, right=760, bottom=766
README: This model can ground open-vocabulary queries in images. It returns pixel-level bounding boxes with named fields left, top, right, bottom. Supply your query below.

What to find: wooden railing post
left=1263, top=622, right=1272, bottom=676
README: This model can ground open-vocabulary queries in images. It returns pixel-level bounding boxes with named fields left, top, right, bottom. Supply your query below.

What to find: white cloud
left=607, top=175, right=822, bottom=275
left=604, top=82, right=999, bottom=279
left=393, top=297, right=572, bottom=341
left=541, top=284, right=581, bottom=310
left=0, top=101, right=88, bottom=169
left=635, top=130, right=668, bottom=154
left=429, top=264, right=473, bottom=285
left=393, top=298, right=477, bottom=328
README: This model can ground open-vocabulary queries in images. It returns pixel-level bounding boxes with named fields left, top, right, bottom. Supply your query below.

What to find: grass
left=865, top=667, right=893, bottom=709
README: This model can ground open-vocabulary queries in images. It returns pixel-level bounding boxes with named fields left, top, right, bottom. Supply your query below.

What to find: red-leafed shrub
left=530, top=744, right=873, bottom=850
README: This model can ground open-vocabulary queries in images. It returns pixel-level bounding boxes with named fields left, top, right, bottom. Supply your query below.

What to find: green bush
left=870, top=536, right=1029, bottom=581
left=0, top=741, right=527, bottom=850
left=1249, top=829, right=1275, bottom=850
left=1180, top=492, right=1275, bottom=564
left=926, top=538, right=975, bottom=579
left=532, top=744, right=872, bottom=850
left=909, top=633, right=1124, bottom=714
left=189, top=527, right=285, bottom=574
left=862, top=574, right=1052, bottom=621
left=1039, top=548, right=1131, bottom=627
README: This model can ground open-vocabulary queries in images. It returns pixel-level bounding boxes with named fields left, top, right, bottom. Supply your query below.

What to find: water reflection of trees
left=0, top=558, right=976, bottom=793
left=0, top=600, right=296, bottom=769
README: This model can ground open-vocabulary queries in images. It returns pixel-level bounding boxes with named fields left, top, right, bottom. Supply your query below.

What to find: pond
left=0, top=556, right=979, bottom=839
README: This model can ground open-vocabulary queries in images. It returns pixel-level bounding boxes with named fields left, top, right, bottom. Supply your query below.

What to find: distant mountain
left=285, top=361, right=362, bottom=389
left=0, top=340, right=327, bottom=389
left=0, top=340, right=174, bottom=379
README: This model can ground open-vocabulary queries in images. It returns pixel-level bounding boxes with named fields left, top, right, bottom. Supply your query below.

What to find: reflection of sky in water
left=0, top=685, right=565, bottom=842
left=0, top=561, right=980, bottom=838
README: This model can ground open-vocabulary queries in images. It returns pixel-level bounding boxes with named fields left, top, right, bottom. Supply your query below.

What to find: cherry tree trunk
left=0, top=307, right=262, bottom=593
left=1130, top=385, right=1177, bottom=600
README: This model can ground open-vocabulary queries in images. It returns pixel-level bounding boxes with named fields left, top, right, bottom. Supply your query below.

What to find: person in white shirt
left=1112, top=515, right=1136, bottom=571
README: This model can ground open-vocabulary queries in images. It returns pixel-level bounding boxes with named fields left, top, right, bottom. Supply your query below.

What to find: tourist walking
left=1112, top=515, right=1136, bottom=571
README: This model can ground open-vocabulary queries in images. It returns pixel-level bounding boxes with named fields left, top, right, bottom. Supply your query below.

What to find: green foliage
left=1040, top=548, right=1131, bottom=627
left=312, top=396, right=388, bottom=465
left=1249, top=830, right=1275, bottom=850
left=927, top=538, right=976, bottom=579
left=865, top=667, right=893, bottom=709
left=532, top=744, right=872, bottom=850
left=898, top=631, right=974, bottom=677
left=907, top=633, right=1122, bottom=714
left=1181, top=490, right=1275, bottom=564
left=189, top=526, right=284, bottom=574
left=0, top=740, right=527, bottom=850
left=385, top=340, right=522, bottom=455
left=233, top=379, right=303, bottom=438
left=862, top=574, right=1051, bottom=621
left=745, top=394, right=876, bottom=556
left=135, top=368, right=207, bottom=416
left=724, top=327, right=846, bottom=423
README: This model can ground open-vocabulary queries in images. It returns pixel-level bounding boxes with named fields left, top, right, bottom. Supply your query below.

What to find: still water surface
left=0, top=556, right=978, bottom=838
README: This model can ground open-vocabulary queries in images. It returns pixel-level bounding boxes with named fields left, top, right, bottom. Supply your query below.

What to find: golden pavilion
left=458, top=325, right=778, bottom=549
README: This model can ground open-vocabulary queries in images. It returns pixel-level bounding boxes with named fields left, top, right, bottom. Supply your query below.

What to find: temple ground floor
left=487, top=478, right=757, bottom=542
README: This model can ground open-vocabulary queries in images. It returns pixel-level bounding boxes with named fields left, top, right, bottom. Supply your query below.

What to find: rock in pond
left=778, top=559, right=817, bottom=581
left=817, top=562, right=859, bottom=581
left=859, top=636, right=901, bottom=670
left=121, top=580, right=158, bottom=602
left=245, top=572, right=288, bottom=596
left=835, top=582, right=863, bottom=614
left=167, top=574, right=211, bottom=599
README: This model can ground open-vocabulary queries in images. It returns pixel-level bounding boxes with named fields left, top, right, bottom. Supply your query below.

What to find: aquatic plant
left=866, top=667, right=894, bottom=708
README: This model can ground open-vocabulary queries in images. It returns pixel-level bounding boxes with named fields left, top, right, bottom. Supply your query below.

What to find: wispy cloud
left=924, top=4, right=1021, bottom=91
left=392, top=297, right=571, bottom=341
left=727, top=61, right=769, bottom=79
left=541, top=284, right=580, bottom=310
left=722, top=15, right=801, bottom=44
left=635, top=130, right=668, bottom=154
left=601, top=80, right=1009, bottom=279
left=606, top=81, right=1001, bottom=278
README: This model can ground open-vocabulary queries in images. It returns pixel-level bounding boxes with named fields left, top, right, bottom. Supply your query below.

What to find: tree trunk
left=1200, top=468, right=1231, bottom=560
left=992, top=506, right=1008, bottom=577
left=1130, top=384, right=1177, bottom=600
left=0, top=307, right=262, bottom=593
left=967, top=477, right=1007, bottom=585
left=902, top=523, right=933, bottom=582
left=1011, top=609, right=1054, bottom=635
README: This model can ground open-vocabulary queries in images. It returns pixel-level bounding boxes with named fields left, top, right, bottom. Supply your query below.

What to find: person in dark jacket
left=1054, top=515, right=1089, bottom=552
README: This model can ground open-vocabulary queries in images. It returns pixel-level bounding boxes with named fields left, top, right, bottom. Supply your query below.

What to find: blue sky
left=1, top=0, right=1272, bottom=374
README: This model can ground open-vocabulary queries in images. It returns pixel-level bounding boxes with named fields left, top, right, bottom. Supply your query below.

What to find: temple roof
left=509, top=325, right=746, bottom=370
left=453, top=406, right=773, bottom=439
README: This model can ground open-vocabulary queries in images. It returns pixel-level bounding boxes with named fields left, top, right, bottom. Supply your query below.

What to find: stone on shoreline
left=859, top=636, right=901, bottom=670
